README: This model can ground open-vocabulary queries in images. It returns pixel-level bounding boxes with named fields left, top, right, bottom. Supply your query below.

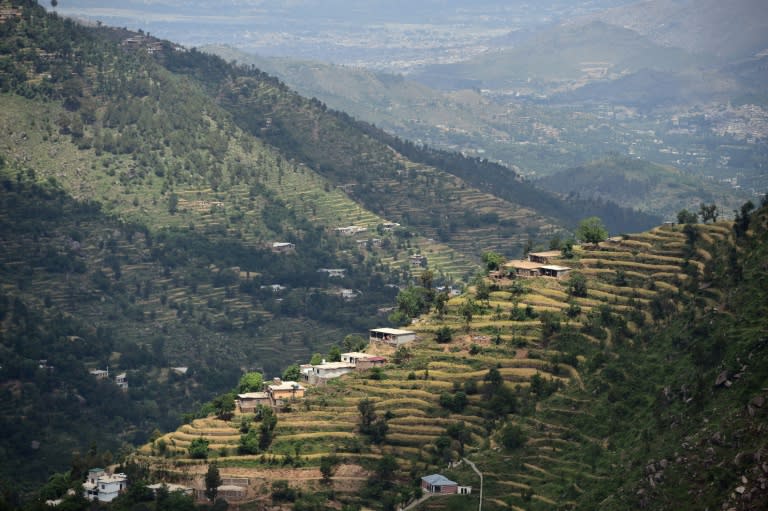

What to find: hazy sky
left=49, top=0, right=634, bottom=68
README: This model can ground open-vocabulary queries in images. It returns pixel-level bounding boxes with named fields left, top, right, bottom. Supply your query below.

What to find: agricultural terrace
left=139, top=222, right=726, bottom=510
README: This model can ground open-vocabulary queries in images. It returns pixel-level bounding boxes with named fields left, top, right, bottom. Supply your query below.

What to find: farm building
left=341, top=352, right=388, bottom=370
left=266, top=378, right=305, bottom=405
left=236, top=392, right=271, bottom=413
left=528, top=250, right=562, bottom=264
left=504, top=259, right=572, bottom=279
left=304, top=361, right=356, bottom=385
left=505, top=260, right=542, bottom=278
left=369, top=328, right=417, bottom=346
left=539, top=264, right=572, bottom=278
left=271, top=242, right=295, bottom=253
left=421, top=474, right=472, bottom=495
left=409, top=254, right=427, bottom=267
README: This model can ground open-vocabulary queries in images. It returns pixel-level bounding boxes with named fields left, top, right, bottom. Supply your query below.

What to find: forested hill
left=0, top=0, right=656, bottom=498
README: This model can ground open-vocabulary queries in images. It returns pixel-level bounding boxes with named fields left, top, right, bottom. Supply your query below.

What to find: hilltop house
left=369, top=328, right=417, bottom=347
left=266, top=378, right=305, bottom=406
left=115, top=372, right=128, bottom=391
left=236, top=392, right=271, bottom=413
left=409, top=254, right=427, bottom=268
left=341, top=352, right=387, bottom=370
left=271, top=242, right=295, bottom=253
left=528, top=250, right=562, bottom=264
left=303, top=361, right=355, bottom=385
left=421, top=474, right=472, bottom=495
left=504, top=252, right=572, bottom=279
left=83, top=469, right=128, bottom=503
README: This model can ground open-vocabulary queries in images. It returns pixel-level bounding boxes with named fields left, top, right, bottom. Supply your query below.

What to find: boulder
left=715, top=370, right=729, bottom=387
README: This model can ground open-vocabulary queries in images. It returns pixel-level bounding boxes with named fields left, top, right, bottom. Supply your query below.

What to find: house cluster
left=503, top=250, right=572, bottom=279
left=89, top=368, right=128, bottom=391
left=299, top=351, right=387, bottom=385
left=83, top=468, right=128, bottom=503
left=236, top=377, right=306, bottom=412
left=420, top=474, right=472, bottom=495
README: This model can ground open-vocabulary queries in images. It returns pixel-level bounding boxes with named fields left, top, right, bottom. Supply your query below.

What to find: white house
left=304, top=361, right=355, bottom=385
left=271, top=242, right=295, bottom=253
left=83, top=469, right=128, bottom=502
left=317, top=268, right=346, bottom=278
left=115, top=372, right=128, bottom=391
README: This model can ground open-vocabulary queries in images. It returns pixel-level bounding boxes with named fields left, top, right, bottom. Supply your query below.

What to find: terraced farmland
left=137, top=220, right=733, bottom=509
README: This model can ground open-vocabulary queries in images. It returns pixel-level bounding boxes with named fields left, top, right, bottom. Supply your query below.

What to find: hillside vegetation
left=134, top=201, right=768, bottom=510
left=0, top=0, right=660, bottom=494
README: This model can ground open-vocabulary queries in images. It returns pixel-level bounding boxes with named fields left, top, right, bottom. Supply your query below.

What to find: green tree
left=699, top=203, right=718, bottom=223
left=204, top=463, right=222, bottom=502
left=358, top=398, right=376, bottom=433
left=435, top=325, right=453, bottom=344
left=677, top=209, right=698, bottom=224
left=500, top=424, right=527, bottom=450
left=319, top=455, right=340, bottom=484
left=482, top=251, right=504, bottom=272
left=188, top=438, right=209, bottom=459
left=567, top=272, right=588, bottom=298
left=282, top=364, right=300, bottom=381
left=328, top=345, right=341, bottom=362
left=342, top=334, right=366, bottom=352
left=576, top=217, right=608, bottom=245
left=238, top=372, right=263, bottom=392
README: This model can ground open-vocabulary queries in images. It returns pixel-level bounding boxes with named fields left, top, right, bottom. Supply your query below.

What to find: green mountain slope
left=133, top=202, right=768, bottom=510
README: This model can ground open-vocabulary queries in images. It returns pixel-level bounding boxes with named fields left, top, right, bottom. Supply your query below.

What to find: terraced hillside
left=134, top=217, right=768, bottom=510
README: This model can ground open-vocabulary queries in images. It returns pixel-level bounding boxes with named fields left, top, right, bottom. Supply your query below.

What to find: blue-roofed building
left=421, top=473, right=473, bottom=495
left=422, top=474, right=456, bottom=494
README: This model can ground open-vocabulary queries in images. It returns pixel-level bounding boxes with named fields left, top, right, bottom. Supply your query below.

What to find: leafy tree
left=328, top=345, right=341, bottom=362
left=212, top=392, right=236, bottom=420
left=677, top=209, right=698, bottom=224
left=238, top=429, right=259, bottom=454
left=427, top=291, right=446, bottom=319
left=237, top=371, right=263, bottom=392
left=733, top=200, right=755, bottom=238
left=561, top=238, right=575, bottom=259
left=500, top=424, right=526, bottom=450
left=576, top=216, right=608, bottom=245
left=204, top=463, right=222, bottom=502
left=567, top=272, right=588, bottom=298
left=310, top=353, right=323, bottom=365
left=342, top=334, right=366, bottom=352
left=482, top=251, right=504, bottom=272
left=188, top=438, right=209, bottom=459
left=319, top=454, right=340, bottom=484
left=699, top=203, right=718, bottom=223
left=435, top=325, right=453, bottom=344
left=282, top=364, right=300, bottom=381
left=358, top=398, right=376, bottom=433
